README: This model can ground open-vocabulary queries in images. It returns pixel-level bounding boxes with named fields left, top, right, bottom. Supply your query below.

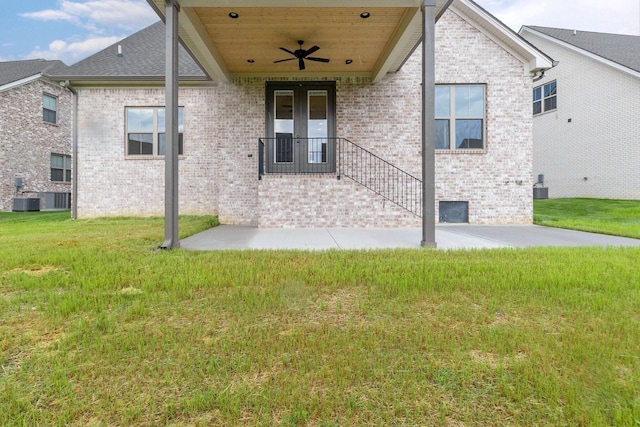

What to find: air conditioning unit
left=38, top=192, right=71, bottom=210
left=533, top=187, right=549, bottom=199
left=13, top=198, right=40, bottom=212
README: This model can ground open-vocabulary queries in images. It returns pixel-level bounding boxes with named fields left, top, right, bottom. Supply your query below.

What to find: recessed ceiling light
left=345, top=59, right=353, bottom=64
left=360, top=12, right=371, bottom=19
left=228, top=12, right=239, bottom=19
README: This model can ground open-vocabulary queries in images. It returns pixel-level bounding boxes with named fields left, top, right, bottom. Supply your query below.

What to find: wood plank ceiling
left=194, top=7, right=410, bottom=74
left=146, top=1, right=455, bottom=82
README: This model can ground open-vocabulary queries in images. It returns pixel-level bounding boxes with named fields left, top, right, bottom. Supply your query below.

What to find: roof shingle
left=528, top=26, right=640, bottom=73
left=53, top=21, right=208, bottom=80
left=0, top=59, right=68, bottom=86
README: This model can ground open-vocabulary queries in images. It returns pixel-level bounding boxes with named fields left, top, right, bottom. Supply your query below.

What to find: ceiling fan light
left=228, top=12, right=239, bottom=19
left=360, top=12, right=371, bottom=19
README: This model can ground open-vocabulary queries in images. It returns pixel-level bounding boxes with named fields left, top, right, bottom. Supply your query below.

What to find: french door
left=265, top=82, right=336, bottom=173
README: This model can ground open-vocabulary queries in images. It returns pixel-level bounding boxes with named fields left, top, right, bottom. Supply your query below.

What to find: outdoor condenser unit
left=12, top=197, right=40, bottom=212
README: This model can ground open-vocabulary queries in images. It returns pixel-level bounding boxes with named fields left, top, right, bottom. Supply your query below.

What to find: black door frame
left=265, top=81, right=336, bottom=173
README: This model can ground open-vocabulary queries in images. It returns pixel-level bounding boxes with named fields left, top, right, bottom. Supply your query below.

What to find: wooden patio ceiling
left=146, top=0, right=452, bottom=83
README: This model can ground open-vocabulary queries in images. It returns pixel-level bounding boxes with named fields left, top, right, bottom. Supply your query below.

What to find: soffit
left=146, top=0, right=451, bottom=82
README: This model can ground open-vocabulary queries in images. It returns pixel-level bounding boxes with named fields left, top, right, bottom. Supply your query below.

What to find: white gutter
left=0, top=74, right=41, bottom=93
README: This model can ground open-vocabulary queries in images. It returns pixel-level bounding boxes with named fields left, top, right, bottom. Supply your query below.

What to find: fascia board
left=372, top=7, right=422, bottom=84
left=0, top=74, right=41, bottom=93
left=180, top=6, right=232, bottom=82
left=453, top=0, right=554, bottom=74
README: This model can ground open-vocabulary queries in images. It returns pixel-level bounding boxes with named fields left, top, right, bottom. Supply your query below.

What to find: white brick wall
left=75, top=9, right=535, bottom=226
left=522, top=31, right=640, bottom=200
left=76, top=87, right=217, bottom=217
left=0, top=79, right=72, bottom=211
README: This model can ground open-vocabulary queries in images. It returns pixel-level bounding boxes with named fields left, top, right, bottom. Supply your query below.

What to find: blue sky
left=1, top=0, right=639, bottom=65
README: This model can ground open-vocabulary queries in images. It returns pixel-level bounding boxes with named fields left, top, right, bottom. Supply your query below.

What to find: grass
left=1, top=207, right=640, bottom=426
left=535, top=198, right=640, bottom=239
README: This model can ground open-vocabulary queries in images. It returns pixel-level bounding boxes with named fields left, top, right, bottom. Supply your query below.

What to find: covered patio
left=179, top=224, right=640, bottom=250
left=146, top=0, right=454, bottom=249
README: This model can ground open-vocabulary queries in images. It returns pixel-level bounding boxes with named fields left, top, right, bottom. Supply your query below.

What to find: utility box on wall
left=439, top=201, right=469, bottom=223
left=13, top=198, right=41, bottom=212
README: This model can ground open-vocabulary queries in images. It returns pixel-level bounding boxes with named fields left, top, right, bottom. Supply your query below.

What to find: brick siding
left=0, top=79, right=72, bottom=211
left=75, top=9, right=534, bottom=226
left=76, top=87, right=217, bottom=217
left=522, top=31, right=640, bottom=200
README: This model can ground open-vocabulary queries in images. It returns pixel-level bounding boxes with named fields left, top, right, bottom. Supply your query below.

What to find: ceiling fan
left=274, top=40, right=330, bottom=70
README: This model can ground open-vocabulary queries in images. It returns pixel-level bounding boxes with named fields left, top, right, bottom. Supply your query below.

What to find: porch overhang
left=146, top=0, right=452, bottom=83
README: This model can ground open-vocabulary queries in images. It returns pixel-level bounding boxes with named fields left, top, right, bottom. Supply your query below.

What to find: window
left=533, top=81, right=557, bottom=115
left=51, top=154, right=71, bottom=182
left=435, top=85, right=485, bottom=150
left=43, top=94, right=57, bottom=124
left=126, top=107, right=184, bottom=156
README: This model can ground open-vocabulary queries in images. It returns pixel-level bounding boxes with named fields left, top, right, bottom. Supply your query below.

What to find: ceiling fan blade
left=298, top=58, right=306, bottom=70
left=307, top=57, right=330, bottom=63
left=274, top=58, right=296, bottom=63
left=304, top=45, right=320, bottom=56
left=279, top=47, right=297, bottom=56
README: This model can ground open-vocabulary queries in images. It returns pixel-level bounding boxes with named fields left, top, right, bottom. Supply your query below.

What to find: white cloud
left=18, top=0, right=158, bottom=63
left=24, top=36, right=123, bottom=64
left=21, top=0, right=158, bottom=32
left=477, top=0, right=640, bottom=35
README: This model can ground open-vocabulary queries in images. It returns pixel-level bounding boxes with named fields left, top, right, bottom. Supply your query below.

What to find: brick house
left=0, top=59, right=73, bottom=211
left=520, top=26, right=640, bottom=200
left=51, top=0, right=552, bottom=245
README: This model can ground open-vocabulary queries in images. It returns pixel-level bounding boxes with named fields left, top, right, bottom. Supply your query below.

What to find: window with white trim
left=51, top=153, right=71, bottom=182
left=43, top=94, right=57, bottom=124
left=126, top=107, right=184, bottom=156
left=533, top=81, right=556, bottom=115
left=435, top=85, right=485, bottom=150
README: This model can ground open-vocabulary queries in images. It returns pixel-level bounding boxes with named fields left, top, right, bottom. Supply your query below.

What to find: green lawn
left=1, top=206, right=639, bottom=426
left=535, top=198, right=640, bottom=239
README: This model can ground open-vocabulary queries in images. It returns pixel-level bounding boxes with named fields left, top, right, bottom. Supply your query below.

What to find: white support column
left=162, top=0, right=180, bottom=249
left=421, top=0, right=437, bottom=247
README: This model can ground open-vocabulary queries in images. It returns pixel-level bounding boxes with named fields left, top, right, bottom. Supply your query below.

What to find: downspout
left=62, top=81, right=79, bottom=220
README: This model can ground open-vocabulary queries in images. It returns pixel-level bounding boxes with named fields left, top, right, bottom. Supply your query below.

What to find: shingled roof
left=0, top=59, right=68, bottom=86
left=526, top=26, right=640, bottom=73
left=52, top=21, right=208, bottom=82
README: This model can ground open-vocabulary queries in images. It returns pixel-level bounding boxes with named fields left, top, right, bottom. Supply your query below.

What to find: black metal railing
left=258, top=137, right=336, bottom=175
left=337, top=138, right=422, bottom=217
left=258, top=137, right=422, bottom=217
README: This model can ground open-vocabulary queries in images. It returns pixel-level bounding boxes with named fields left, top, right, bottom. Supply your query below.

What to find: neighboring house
left=520, top=26, right=640, bottom=200
left=51, top=0, right=552, bottom=235
left=0, top=59, right=73, bottom=211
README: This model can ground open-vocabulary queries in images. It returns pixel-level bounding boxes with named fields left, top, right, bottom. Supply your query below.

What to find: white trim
left=451, top=0, right=553, bottom=74
left=178, top=0, right=422, bottom=7
left=373, top=7, right=422, bottom=83
left=0, top=73, right=42, bottom=93
left=520, top=26, right=640, bottom=80
left=181, top=7, right=232, bottom=83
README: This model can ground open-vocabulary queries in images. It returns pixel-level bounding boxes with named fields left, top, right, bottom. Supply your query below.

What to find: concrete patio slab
left=179, top=224, right=640, bottom=251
